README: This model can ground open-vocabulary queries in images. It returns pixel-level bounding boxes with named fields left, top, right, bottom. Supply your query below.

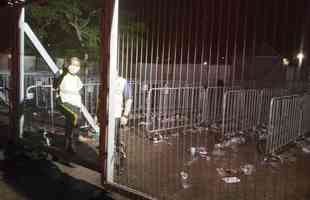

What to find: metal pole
left=19, top=8, right=25, bottom=138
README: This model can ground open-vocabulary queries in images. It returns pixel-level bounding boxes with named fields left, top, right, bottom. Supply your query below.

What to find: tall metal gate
left=107, top=0, right=310, bottom=199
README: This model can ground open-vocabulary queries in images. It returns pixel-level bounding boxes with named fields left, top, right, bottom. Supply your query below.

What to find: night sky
left=0, top=7, right=13, bottom=52
left=0, top=0, right=309, bottom=65
left=119, top=0, right=310, bottom=64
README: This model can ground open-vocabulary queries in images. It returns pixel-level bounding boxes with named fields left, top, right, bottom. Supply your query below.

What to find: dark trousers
left=115, top=118, right=121, bottom=152
left=56, top=98, right=81, bottom=147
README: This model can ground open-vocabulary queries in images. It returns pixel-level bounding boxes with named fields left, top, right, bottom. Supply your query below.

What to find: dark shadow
left=1, top=144, right=113, bottom=200
left=23, top=100, right=100, bottom=171
left=23, top=130, right=100, bottom=171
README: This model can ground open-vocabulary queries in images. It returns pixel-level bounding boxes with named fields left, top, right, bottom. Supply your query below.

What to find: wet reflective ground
left=116, top=128, right=310, bottom=200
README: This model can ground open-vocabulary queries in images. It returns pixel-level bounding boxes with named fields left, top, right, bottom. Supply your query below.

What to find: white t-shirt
left=59, top=73, right=83, bottom=108
left=114, top=77, right=126, bottom=118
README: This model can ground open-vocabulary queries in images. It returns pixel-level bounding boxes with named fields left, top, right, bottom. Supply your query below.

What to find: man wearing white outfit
left=114, top=73, right=132, bottom=171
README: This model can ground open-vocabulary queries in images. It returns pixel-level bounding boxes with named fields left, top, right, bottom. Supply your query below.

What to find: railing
left=300, top=94, right=310, bottom=136
left=259, top=88, right=289, bottom=127
left=266, top=95, right=302, bottom=154
left=24, top=82, right=101, bottom=131
left=222, top=89, right=262, bottom=138
left=146, top=87, right=203, bottom=133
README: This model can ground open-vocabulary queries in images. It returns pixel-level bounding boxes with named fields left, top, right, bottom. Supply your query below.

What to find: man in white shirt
left=114, top=73, right=132, bottom=173
left=54, top=57, right=83, bottom=153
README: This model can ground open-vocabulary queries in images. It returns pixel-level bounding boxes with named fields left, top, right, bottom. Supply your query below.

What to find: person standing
left=114, top=73, right=132, bottom=173
left=54, top=57, right=83, bottom=153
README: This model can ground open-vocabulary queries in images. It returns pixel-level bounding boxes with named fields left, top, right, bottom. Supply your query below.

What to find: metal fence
left=259, top=88, right=289, bottom=127
left=266, top=95, right=302, bottom=154
left=202, top=87, right=226, bottom=127
left=146, top=87, right=203, bottom=133
left=24, top=82, right=101, bottom=131
left=300, top=94, right=310, bottom=136
left=222, top=89, right=262, bottom=139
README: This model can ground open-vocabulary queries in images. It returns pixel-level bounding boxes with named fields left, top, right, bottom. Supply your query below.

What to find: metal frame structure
left=146, top=86, right=203, bottom=133
left=222, top=89, right=262, bottom=138
left=266, top=95, right=302, bottom=154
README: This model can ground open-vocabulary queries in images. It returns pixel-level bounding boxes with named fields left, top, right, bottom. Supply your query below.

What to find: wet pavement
left=116, top=127, right=310, bottom=200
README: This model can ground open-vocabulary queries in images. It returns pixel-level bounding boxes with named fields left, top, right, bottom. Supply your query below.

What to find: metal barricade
left=299, top=94, right=310, bottom=136
left=260, top=88, right=288, bottom=127
left=81, top=83, right=101, bottom=118
left=25, top=82, right=101, bottom=131
left=146, top=87, right=203, bottom=133
left=266, top=95, right=302, bottom=154
left=202, top=87, right=240, bottom=127
left=202, top=87, right=225, bottom=127
left=222, top=89, right=262, bottom=138
left=128, top=81, right=149, bottom=120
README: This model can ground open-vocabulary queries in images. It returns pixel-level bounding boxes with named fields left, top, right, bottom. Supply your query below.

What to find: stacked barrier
left=299, top=94, right=310, bottom=136
left=129, top=81, right=200, bottom=121
left=222, top=89, right=262, bottom=138
left=266, top=95, right=302, bottom=154
left=202, top=86, right=242, bottom=127
left=146, top=87, right=203, bottom=133
left=259, top=88, right=288, bottom=126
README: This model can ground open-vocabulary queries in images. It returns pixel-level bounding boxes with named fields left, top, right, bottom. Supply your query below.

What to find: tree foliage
left=28, top=0, right=101, bottom=60
left=28, top=1, right=146, bottom=63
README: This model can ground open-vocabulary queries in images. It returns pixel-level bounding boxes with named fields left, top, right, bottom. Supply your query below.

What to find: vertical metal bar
left=222, top=91, right=227, bottom=139
left=102, top=0, right=117, bottom=183
left=241, top=0, right=249, bottom=83
left=207, top=0, right=214, bottom=88
left=19, top=8, right=25, bottom=137
left=50, top=85, right=54, bottom=131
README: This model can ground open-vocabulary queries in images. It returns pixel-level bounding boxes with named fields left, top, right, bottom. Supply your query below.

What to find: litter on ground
left=222, top=177, right=241, bottom=184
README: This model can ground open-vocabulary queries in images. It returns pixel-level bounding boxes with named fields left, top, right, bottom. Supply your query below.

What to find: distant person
left=54, top=57, right=83, bottom=154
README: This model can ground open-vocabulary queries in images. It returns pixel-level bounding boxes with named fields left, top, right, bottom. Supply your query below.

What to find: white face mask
left=68, top=65, right=80, bottom=74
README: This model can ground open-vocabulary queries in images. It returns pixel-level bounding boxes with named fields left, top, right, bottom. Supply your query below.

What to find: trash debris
left=222, top=177, right=240, bottom=184
left=195, top=126, right=205, bottom=132
left=214, top=136, right=246, bottom=150
left=138, top=121, right=148, bottom=126
left=214, top=143, right=224, bottom=149
left=180, top=171, right=191, bottom=189
left=201, top=155, right=211, bottom=161
left=197, top=147, right=208, bottom=156
left=212, top=149, right=225, bottom=157
left=210, top=124, right=220, bottom=129
left=216, top=168, right=238, bottom=177
left=216, top=168, right=226, bottom=177
left=240, top=164, right=255, bottom=175
left=278, top=151, right=297, bottom=163
left=187, top=128, right=195, bottom=133
left=190, top=147, right=196, bottom=156
left=152, top=134, right=164, bottom=144
left=262, top=156, right=282, bottom=169
left=296, top=140, right=310, bottom=154
left=230, top=136, right=246, bottom=145
left=302, top=147, right=310, bottom=154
